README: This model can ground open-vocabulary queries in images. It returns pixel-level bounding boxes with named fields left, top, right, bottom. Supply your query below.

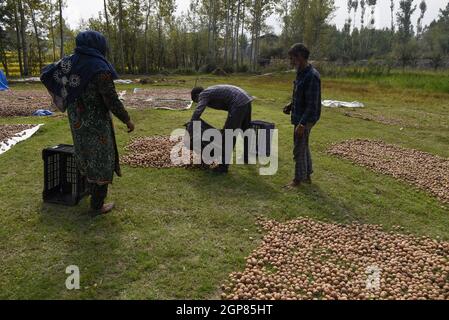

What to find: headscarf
left=40, top=30, right=118, bottom=111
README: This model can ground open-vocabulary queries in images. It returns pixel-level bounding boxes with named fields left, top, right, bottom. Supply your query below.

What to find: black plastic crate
left=184, top=119, right=275, bottom=163
left=250, top=120, right=275, bottom=157
left=42, top=144, right=88, bottom=206
left=184, top=119, right=220, bottom=160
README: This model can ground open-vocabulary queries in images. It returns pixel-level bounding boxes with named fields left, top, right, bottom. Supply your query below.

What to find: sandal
left=90, top=203, right=115, bottom=217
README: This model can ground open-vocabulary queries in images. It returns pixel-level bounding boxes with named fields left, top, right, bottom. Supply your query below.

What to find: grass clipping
left=121, top=136, right=199, bottom=168
left=328, top=139, right=449, bottom=204
left=221, top=217, right=449, bottom=300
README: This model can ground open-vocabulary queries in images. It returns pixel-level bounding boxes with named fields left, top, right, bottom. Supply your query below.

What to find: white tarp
left=118, top=90, right=127, bottom=100
left=322, top=100, right=364, bottom=108
left=114, top=79, right=133, bottom=84
left=153, top=100, right=193, bottom=111
left=0, top=124, right=43, bottom=155
left=11, top=77, right=41, bottom=83
left=119, top=90, right=192, bottom=110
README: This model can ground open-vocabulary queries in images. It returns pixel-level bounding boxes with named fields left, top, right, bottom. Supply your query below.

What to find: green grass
left=317, top=66, right=449, bottom=94
left=0, top=73, right=448, bottom=299
left=335, top=71, right=449, bottom=94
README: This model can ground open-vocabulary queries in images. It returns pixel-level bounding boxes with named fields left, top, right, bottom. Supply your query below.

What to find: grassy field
left=0, top=72, right=448, bottom=299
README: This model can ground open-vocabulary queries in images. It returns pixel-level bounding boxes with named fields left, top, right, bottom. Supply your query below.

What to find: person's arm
left=95, top=72, right=134, bottom=132
left=191, top=97, right=207, bottom=121
left=291, top=79, right=301, bottom=119
left=299, top=75, right=320, bottom=126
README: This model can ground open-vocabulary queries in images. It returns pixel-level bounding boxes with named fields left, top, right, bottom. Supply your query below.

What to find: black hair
left=288, top=43, right=310, bottom=60
left=191, top=87, right=204, bottom=101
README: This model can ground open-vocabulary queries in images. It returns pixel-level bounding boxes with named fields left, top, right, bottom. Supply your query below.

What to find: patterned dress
left=67, top=72, right=130, bottom=185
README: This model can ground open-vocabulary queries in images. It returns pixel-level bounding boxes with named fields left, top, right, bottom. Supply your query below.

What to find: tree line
left=0, top=0, right=448, bottom=77
left=323, top=0, right=449, bottom=69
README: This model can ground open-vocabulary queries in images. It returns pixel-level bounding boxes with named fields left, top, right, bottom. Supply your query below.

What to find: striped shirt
left=191, top=85, right=254, bottom=121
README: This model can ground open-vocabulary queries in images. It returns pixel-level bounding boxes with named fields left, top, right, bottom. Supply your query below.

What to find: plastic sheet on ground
left=120, top=89, right=193, bottom=110
left=0, top=124, right=43, bottom=155
left=118, top=90, right=127, bottom=101
left=33, top=109, right=53, bottom=116
left=0, top=70, right=8, bottom=90
left=114, top=79, right=133, bottom=84
left=152, top=99, right=193, bottom=110
left=10, top=77, right=41, bottom=83
left=322, top=100, right=364, bottom=108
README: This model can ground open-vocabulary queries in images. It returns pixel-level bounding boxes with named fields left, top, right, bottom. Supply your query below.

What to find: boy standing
left=283, top=44, right=321, bottom=188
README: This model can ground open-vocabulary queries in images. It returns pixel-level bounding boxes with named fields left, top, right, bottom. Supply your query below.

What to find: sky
left=65, top=0, right=448, bottom=33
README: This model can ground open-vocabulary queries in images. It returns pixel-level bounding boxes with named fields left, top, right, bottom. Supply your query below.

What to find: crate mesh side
left=66, top=156, right=78, bottom=197
left=43, top=145, right=88, bottom=206
left=46, top=154, right=60, bottom=189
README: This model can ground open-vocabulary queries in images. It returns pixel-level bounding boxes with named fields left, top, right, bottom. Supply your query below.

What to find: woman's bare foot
left=90, top=203, right=115, bottom=217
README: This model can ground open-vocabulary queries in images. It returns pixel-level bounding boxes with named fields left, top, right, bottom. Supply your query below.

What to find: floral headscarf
left=40, top=30, right=118, bottom=111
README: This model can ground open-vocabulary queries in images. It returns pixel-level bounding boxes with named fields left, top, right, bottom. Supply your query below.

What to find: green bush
left=158, top=69, right=170, bottom=76
left=222, top=65, right=235, bottom=74
left=260, top=58, right=291, bottom=73
left=174, top=68, right=197, bottom=75
left=199, top=63, right=217, bottom=73
left=236, top=64, right=249, bottom=73
left=314, top=61, right=392, bottom=78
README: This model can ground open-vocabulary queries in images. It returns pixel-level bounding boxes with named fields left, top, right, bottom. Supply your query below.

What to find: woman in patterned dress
left=41, top=30, right=135, bottom=216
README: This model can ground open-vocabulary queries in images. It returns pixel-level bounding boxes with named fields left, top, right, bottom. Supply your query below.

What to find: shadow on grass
left=37, top=201, right=125, bottom=298
left=186, top=163, right=281, bottom=203
left=297, top=183, right=366, bottom=224
left=186, top=161, right=364, bottom=225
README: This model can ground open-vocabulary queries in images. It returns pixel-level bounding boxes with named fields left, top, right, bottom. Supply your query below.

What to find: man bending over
left=190, top=85, right=254, bottom=173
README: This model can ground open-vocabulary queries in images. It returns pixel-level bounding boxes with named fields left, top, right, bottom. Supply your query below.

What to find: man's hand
left=126, top=120, right=135, bottom=133
left=283, top=103, right=292, bottom=115
left=295, top=124, right=305, bottom=138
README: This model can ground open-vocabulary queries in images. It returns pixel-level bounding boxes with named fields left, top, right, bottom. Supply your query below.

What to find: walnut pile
left=0, top=90, right=54, bottom=117
left=221, top=217, right=449, bottom=300
left=123, top=88, right=192, bottom=110
left=342, top=111, right=407, bottom=127
left=0, top=124, right=35, bottom=144
left=328, top=139, right=449, bottom=204
left=121, top=136, right=200, bottom=168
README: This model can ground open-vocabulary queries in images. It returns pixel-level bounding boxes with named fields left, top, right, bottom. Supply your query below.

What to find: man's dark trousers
left=221, top=103, right=252, bottom=170
left=293, top=123, right=314, bottom=181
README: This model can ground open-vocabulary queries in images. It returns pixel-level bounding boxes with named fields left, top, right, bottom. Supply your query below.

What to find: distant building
left=259, top=33, right=280, bottom=46
left=257, top=33, right=282, bottom=67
